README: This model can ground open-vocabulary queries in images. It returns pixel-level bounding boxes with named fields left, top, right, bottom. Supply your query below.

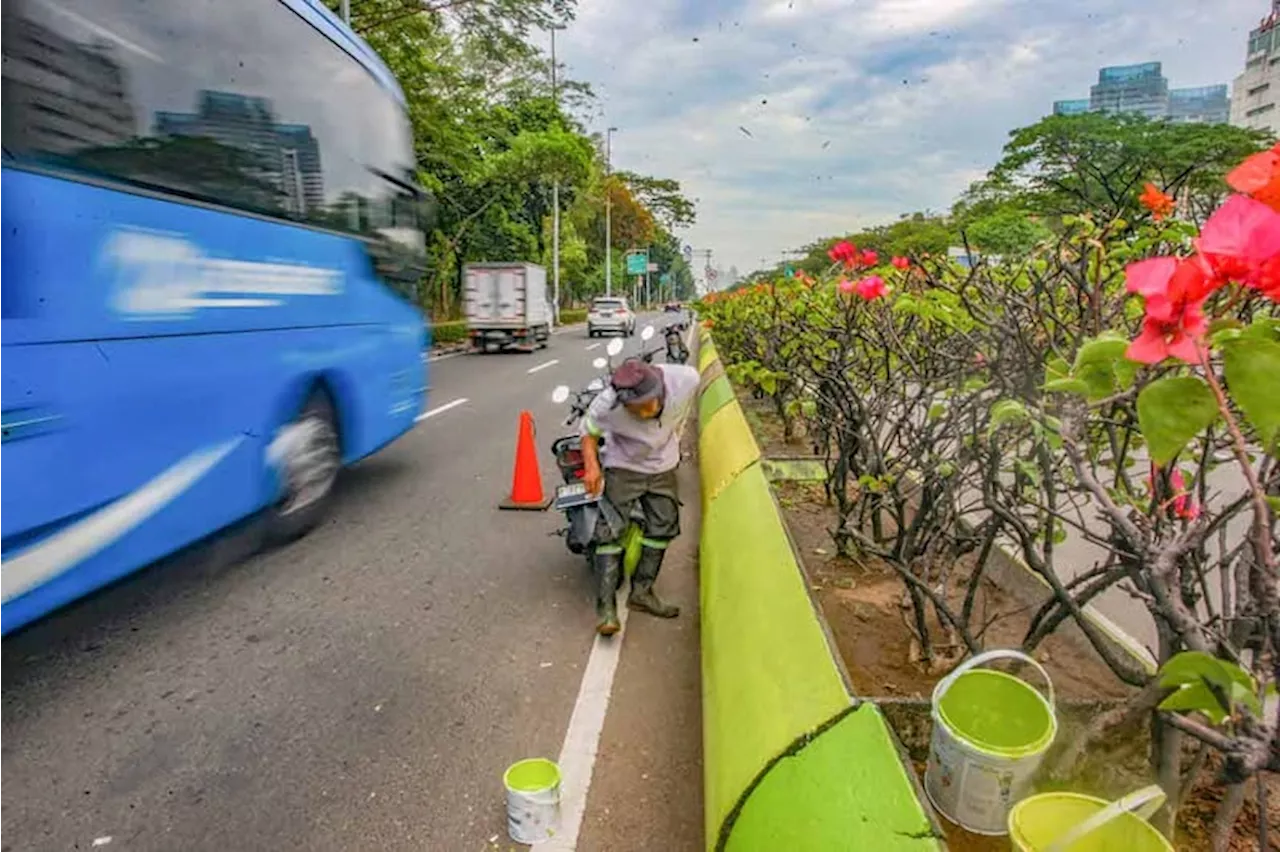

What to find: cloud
left=559, top=0, right=1261, bottom=280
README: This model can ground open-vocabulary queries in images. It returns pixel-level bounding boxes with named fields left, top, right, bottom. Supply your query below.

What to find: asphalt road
left=1, top=314, right=703, bottom=852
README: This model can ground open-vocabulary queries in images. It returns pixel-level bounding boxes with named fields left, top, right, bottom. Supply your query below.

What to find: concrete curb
left=695, top=327, right=941, bottom=852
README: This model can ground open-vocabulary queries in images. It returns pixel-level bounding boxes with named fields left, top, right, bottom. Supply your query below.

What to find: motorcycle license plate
left=555, top=482, right=598, bottom=510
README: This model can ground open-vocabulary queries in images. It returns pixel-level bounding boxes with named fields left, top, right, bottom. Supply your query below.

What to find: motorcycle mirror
left=551, top=385, right=571, bottom=404
left=605, top=338, right=624, bottom=357
left=641, top=325, right=656, bottom=341
left=592, top=357, right=608, bottom=370
left=587, top=378, right=605, bottom=391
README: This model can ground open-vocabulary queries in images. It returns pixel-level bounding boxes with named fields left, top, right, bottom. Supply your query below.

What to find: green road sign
left=660, top=273, right=672, bottom=285
left=625, top=250, right=648, bottom=275
left=784, top=263, right=795, bottom=278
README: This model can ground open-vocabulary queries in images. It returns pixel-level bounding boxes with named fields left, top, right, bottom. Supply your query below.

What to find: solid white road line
left=584, top=343, right=601, bottom=351
left=527, top=359, right=560, bottom=374
left=543, top=606, right=630, bottom=852
left=414, top=397, right=469, bottom=422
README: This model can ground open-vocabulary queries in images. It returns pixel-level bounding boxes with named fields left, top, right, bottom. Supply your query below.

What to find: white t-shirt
left=581, top=364, right=700, bottom=474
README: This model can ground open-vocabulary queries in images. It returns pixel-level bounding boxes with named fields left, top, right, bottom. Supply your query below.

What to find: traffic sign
left=660, top=273, right=672, bottom=285
left=682, top=244, right=693, bottom=262
left=646, top=262, right=658, bottom=273
left=784, top=263, right=795, bottom=278
left=625, top=250, right=648, bottom=275
left=705, top=267, right=718, bottom=282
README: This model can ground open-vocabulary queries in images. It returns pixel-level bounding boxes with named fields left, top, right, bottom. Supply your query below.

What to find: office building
left=1052, top=62, right=1230, bottom=124
left=156, top=91, right=324, bottom=216
left=1052, top=99, right=1090, bottom=116
left=1230, top=2, right=1280, bottom=135
left=1, top=10, right=136, bottom=156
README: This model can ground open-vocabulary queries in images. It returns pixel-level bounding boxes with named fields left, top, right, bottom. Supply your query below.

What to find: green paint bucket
left=504, top=758, right=561, bottom=844
left=1009, top=785, right=1172, bottom=852
left=924, top=650, right=1057, bottom=834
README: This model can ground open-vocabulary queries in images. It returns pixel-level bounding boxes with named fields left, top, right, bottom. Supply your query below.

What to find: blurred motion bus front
left=1, top=0, right=431, bottom=634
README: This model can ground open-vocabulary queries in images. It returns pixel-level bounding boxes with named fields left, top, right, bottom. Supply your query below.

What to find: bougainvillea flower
left=837, top=277, right=857, bottom=294
left=1226, top=143, right=1280, bottom=212
left=855, top=275, right=886, bottom=300
left=891, top=256, right=910, bottom=270
left=1168, top=468, right=1201, bottom=521
left=1124, top=257, right=1211, bottom=364
left=1139, top=182, right=1176, bottom=220
left=860, top=249, right=879, bottom=267
left=1196, top=194, right=1280, bottom=294
left=795, top=270, right=814, bottom=286
left=828, top=240, right=858, bottom=267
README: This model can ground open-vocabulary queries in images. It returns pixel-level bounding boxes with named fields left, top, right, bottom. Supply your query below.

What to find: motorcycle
left=549, top=327, right=661, bottom=577
left=663, top=322, right=689, bottom=365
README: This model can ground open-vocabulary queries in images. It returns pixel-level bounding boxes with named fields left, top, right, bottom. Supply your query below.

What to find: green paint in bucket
left=925, top=650, right=1057, bottom=835
left=504, top=758, right=561, bottom=844
left=1008, top=785, right=1172, bottom=852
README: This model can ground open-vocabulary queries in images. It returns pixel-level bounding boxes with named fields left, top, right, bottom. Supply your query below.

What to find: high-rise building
left=1053, top=99, right=1090, bottom=116
left=1169, top=85, right=1230, bottom=123
left=156, top=91, right=324, bottom=216
left=1052, top=62, right=1230, bottom=124
left=1, top=10, right=136, bottom=155
left=1090, top=62, right=1170, bottom=118
left=1230, top=2, right=1280, bottom=135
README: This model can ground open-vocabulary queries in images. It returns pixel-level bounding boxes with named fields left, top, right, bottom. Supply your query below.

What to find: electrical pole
left=550, top=24, right=565, bottom=326
left=341, top=0, right=349, bottom=23
left=605, top=126, right=616, bottom=297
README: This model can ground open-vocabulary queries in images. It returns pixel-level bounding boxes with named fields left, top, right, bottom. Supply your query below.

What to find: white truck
left=462, top=262, right=552, bottom=353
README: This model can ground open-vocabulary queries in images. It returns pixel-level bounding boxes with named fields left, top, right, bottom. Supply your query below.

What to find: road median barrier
left=696, top=328, right=940, bottom=851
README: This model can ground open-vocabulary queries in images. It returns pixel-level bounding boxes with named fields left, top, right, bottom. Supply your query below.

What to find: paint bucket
left=1009, top=785, right=1172, bottom=852
left=504, top=758, right=561, bottom=844
left=924, top=649, right=1057, bottom=834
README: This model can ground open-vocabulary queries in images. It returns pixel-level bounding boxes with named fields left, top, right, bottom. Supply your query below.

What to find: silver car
left=587, top=297, right=635, bottom=337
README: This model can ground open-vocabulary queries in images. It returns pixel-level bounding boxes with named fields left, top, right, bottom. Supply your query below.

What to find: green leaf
left=1137, top=377, right=1218, bottom=465
left=1044, top=378, right=1091, bottom=396
left=1159, top=683, right=1229, bottom=725
left=1222, top=336, right=1280, bottom=448
left=1159, top=650, right=1231, bottom=690
left=759, top=373, right=778, bottom=396
left=1073, top=335, right=1130, bottom=400
left=928, top=403, right=947, bottom=420
left=989, top=400, right=1029, bottom=434
left=1045, top=355, right=1071, bottom=384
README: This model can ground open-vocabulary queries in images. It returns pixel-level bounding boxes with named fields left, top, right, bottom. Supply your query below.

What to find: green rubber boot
left=628, top=546, right=680, bottom=618
left=594, top=550, right=623, bottom=636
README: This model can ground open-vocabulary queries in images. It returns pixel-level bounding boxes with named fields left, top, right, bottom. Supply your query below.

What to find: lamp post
left=605, top=126, right=617, bottom=297
left=550, top=24, right=566, bottom=325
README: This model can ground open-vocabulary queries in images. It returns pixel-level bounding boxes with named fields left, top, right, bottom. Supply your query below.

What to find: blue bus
left=1, top=0, right=431, bottom=634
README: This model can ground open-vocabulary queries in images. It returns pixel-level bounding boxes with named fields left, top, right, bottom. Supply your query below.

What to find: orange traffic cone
left=499, top=410, right=552, bottom=510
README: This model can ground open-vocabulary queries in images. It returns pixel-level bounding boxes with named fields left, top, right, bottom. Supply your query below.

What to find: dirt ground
left=735, top=389, right=1278, bottom=851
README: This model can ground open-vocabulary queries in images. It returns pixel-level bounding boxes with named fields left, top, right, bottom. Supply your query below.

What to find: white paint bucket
left=504, top=758, right=561, bottom=844
left=924, top=649, right=1057, bottom=835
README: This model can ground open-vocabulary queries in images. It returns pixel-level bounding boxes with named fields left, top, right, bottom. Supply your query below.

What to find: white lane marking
left=584, top=343, right=601, bottom=351
left=543, top=606, right=630, bottom=852
left=2, top=438, right=244, bottom=603
left=428, top=350, right=467, bottom=363
left=527, top=359, right=560, bottom=374
left=415, top=398, right=469, bottom=422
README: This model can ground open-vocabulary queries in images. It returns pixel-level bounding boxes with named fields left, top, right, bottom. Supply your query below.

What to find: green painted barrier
left=699, top=374, right=737, bottom=430
left=699, top=340, right=721, bottom=373
left=698, top=336, right=940, bottom=852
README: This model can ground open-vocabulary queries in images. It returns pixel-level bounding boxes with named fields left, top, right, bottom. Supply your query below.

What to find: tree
left=614, top=171, right=696, bottom=230
left=979, top=113, right=1271, bottom=221
left=963, top=207, right=1052, bottom=257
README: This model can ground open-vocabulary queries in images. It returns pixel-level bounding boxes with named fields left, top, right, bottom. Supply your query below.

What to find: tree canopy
left=326, top=0, right=697, bottom=316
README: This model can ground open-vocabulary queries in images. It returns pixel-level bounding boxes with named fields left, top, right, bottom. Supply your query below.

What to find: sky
left=557, top=0, right=1269, bottom=284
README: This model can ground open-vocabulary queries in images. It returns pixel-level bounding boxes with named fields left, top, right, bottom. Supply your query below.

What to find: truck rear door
left=495, top=268, right=524, bottom=323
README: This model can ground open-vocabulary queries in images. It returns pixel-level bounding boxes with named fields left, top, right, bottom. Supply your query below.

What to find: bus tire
left=267, top=389, right=341, bottom=545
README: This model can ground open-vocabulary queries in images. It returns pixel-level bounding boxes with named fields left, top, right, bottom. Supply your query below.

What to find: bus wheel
left=267, top=390, right=341, bottom=544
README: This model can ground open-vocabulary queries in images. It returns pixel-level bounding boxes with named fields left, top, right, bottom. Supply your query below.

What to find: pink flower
left=861, top=249, right=879, bottom=267
left=1124, top=257, right=1212, bottom=364
left=1169, top=469, right=1201, bottom=521
left=837, top=278, right=857, bottom=294
left=1196, top=194, right=1280, bottom=295
left=828, top=241, right=858, bottom=268
left=855, top=275, right=886, bottom=300
left=891, top=256, right=910, bottom=270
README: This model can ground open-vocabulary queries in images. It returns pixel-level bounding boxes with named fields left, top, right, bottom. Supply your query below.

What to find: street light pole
left=550, top=25, right=565, bottom=326
left=605, top=126, right=616, bottom=297
left=341, top=0, right=349, bottom=23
